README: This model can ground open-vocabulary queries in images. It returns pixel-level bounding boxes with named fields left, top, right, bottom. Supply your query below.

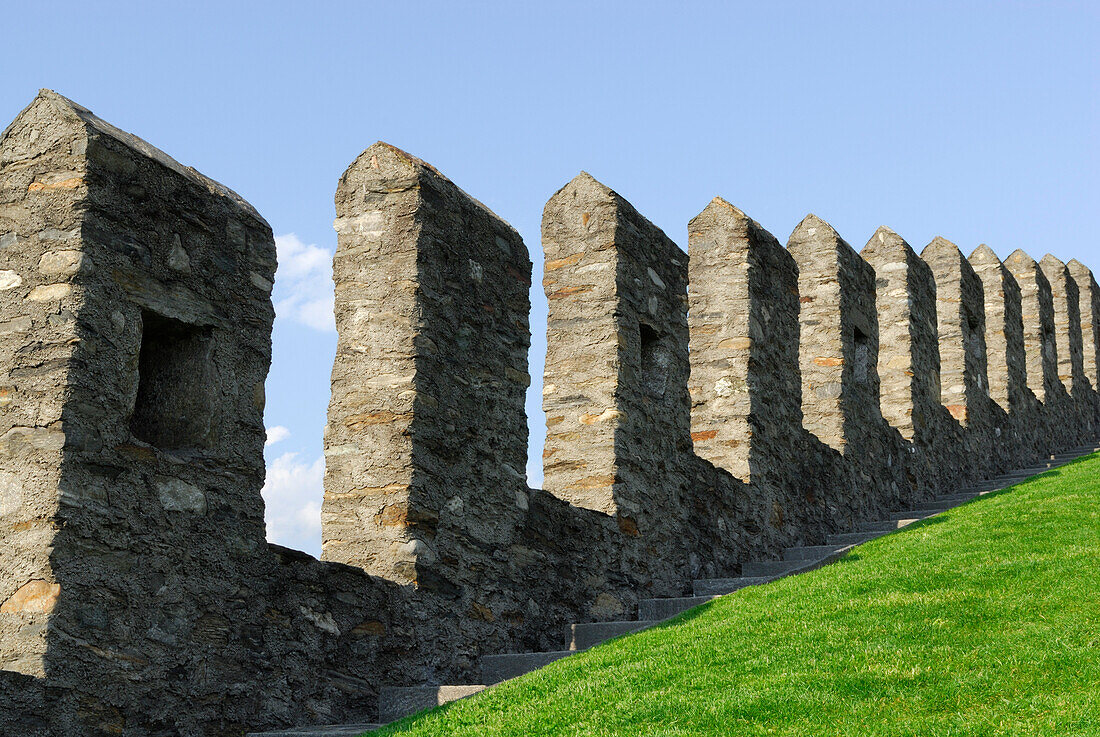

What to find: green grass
left=374, top=453, right=1100, bottom=736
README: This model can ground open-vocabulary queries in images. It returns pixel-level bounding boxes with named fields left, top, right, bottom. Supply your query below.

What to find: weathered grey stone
left=969, top=245, right=1028, bottom=411
left=1066, top=259, right=1100, bottom=429
left=1, top=90, right=1097, bottom=737
left=861, top=227, right=942, bottom=440
left=154, top=476, right=207, bottom=514
left=1005, top=250, right=1059, bottom=403
left=0, top=271, right=22, bottom=290
left=1040, top=254, right=1087, bottom=397
left=788, top=214, right=881, bottom=453
left=542, top=172, right=689, bottom=518
left=922, top=237, right=989, bottom=428
left=167, top=236, right=191, bottom=273
left=0, top=90, right=384, bottom=735
left=1067, top=259, right=1100, bottom=392
left=37, top=250, right=84, bottom=276
left=687, top=198, right=801, bottom=484
left=322, top=142, right=531, bottom=592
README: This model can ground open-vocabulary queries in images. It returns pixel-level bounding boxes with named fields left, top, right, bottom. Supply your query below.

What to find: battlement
left=1, top=92, right=1098, bottom=735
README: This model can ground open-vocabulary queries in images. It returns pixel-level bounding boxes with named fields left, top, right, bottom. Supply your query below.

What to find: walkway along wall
left=0, top=91, right=1098, bottom=735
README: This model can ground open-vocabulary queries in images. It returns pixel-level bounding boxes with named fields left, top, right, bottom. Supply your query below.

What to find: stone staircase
left=249, top=445, right=1098, bottom=736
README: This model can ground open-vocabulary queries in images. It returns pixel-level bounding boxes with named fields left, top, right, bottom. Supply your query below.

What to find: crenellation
left=0, top=90, right=1097, bottom=736
left=921, top=237, right=989, bottom=428
left=969, top=245, right=1028, bottom=412
left=687, top=198, right=801, bottom=483
left=1067, top=259, right=1100, bottom=429
left=1067, top=259, right=1100, bottom=393
left=861, top=227, right=941, bottom=441
left=541, top=172, right=690, bottom=524
left=1040, top=254, right=1087, bottom=397
left=323, top=142, right=532, bottom=593
left=787, top=214, right=881, bottom=454
left=0, top=90, right=385, bottom=734
left=1005, top=249, right=1059, bottom=404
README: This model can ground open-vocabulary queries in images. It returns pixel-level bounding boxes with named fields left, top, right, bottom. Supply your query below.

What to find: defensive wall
left=0, top=90, right=1097, bottom=735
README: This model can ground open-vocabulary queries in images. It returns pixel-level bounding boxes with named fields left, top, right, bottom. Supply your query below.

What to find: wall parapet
left=0, top=91, right=1097, bottom=735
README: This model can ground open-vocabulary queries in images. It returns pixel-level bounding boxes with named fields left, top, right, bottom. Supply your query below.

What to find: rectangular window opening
left=129, top=311, right=217, bottom=451
left=853, top=326, right=870, bottom=385
left=639, top=322, right=670, bottom=398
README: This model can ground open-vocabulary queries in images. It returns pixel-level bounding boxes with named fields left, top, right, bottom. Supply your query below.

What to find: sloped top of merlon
left=920, top=235, right=964, bottom=262
left=340, top=141, right=521, bottom=241
left=1005, top=248, right=1038, bottom=269
left=786, top=213, right=855, bottom=257
left=689, top=196, right=751, bottom=227
left=969, top=243, right=1001, bottom=265
left=3, top=90, right=268, bottom=228
left=860, top=225, right=912, bottom=260
left=1067, top=259, right=1096, bottom=280
left=547, top=171, right=647, bottom=227
left=545, top=171, right=680, bottom=252
left=688, top=197, right=783, bottom=252
left=547, top=171, right=615, bottom=205
left=1039, top=253, right=1068, bottom=276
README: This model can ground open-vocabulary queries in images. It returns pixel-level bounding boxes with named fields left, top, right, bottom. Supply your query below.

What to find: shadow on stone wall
left=0, top=91, right=1098, bottom=735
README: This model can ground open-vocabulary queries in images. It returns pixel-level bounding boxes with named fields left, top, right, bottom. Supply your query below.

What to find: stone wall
left=0, top=91, right=390, bottom=735
left=861, top=228, right=942, bottom=443
left=687, top=198, right=804, bottom=487
left=1068, top=258, right=1100, bottom=427
left=1, top=90, right=1098, bottom=735
left=322, top=142, right=532, bottom=593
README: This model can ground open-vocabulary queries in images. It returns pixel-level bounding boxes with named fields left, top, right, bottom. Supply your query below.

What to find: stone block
left=922, top=237, right=989, bottom=427
left=323, top=142, right=531, bottom=592
left=969, top=245, right=1028, bottom=412
left=861, top=227, right=941, bottom=440
left=1005, top=250, right=1059, bottom=403
left=687, top=198, right=801, bottom=482
left=788, top=214, right=881, bottom=453
left=541, top=172, right=689, bottom=523
left=1040, top=254, right=1087, bottom=396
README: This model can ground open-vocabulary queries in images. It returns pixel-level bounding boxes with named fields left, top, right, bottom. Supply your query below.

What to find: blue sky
left=2, top=2, right=1097, bottom=555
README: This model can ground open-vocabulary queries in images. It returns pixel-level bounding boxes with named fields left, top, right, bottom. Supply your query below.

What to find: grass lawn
left=374, top=452, right=1100, bottom=736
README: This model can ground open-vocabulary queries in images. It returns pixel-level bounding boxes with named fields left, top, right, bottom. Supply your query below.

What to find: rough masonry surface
left=0, top=90, right=1097, bottom=736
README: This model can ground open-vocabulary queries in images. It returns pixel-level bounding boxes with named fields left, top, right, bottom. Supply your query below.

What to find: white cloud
left=264, top=425, right=291, bottom=447
left=273, top=233, right=335, bottom=332
left=262, top=451, right=324, bottom=556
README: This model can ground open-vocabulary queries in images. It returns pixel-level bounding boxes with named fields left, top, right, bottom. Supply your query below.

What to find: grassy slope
left=376, top=453, right=1100, bottom=737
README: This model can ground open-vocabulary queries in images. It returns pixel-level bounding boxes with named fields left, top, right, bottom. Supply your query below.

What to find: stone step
left=977, top=479, right=1028, bottom=492
left=481, top=650, right=572, bottom=685
left=827, top=531, right=880, bottom=545
left=742, top=559, right=813, bottom=577
left=859, top=519, right=918, bottom=532
left=691, top=576, right=770, bottom=597
left=990, top=476, right=1030, bottom=485
left=994, top=473, right=1034, bottom=484
left=880, top=510, right=932, bottom=523
left=569, top=619, right=657, bottom=650
left=783, top=544, right=846, bottom=561
left=969, top=481, right=1012, bottom=492
left=638, top=595, right=718, bottom=620
left=247, top=725, right=383, bottom=736
left=915, top=499, right=960, bottom=511
left=935, top=492, right=979, bottom=503
left=377, top=685, right=486, bottom=723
